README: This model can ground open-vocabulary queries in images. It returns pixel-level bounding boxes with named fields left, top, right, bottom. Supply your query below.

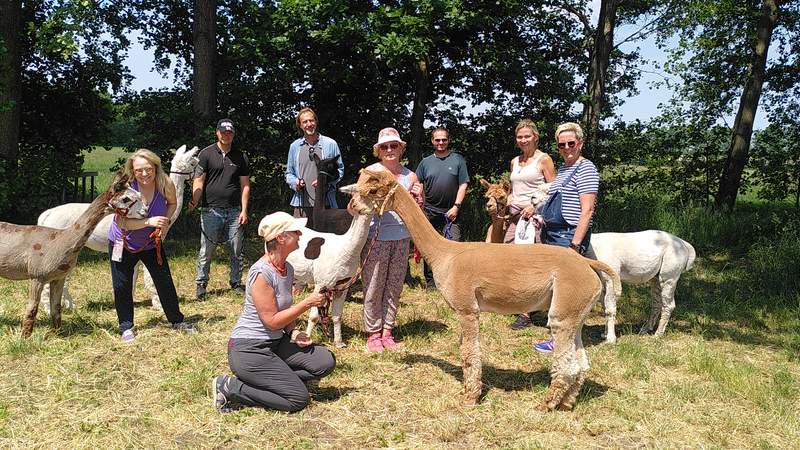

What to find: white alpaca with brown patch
left=0, top=175, right=145, bottom=337
left=348, top=170, right=621, bottom=411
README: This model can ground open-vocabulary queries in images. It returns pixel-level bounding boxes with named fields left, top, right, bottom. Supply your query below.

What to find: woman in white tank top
left=504, top=119, right=556, bottom=243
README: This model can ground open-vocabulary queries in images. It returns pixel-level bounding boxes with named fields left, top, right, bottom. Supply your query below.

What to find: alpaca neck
left=313, top=172, right=330, bottom=211
left=63, top=190, right=114, bottom=253
left=169, top=173, right=189, bottom=224
left=339, top=213, right=372, bottom=263
left=390, top=186, right=451, bottom=265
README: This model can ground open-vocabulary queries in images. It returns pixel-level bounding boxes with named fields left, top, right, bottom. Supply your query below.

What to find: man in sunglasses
left=414, top=127, right=470, bottom=291
left=285, top=107, right=344, bottom=219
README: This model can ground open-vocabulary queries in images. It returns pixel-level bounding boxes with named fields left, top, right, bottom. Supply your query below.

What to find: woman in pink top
left=506, top=120, right=556, bottom=331
left=504, top=119, right=556, bottom=243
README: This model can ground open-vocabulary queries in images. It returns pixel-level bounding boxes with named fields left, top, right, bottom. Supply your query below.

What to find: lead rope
left=149, top=227, right=164, bottom=266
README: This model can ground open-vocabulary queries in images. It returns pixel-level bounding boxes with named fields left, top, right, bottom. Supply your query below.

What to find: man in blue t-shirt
left=415, top=127, right=469, bottom=290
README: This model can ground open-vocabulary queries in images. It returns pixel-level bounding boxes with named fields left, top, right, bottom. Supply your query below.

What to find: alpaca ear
left=479, top=178, right=490, bottom=189
left=339, top=184, right=357, bottom=195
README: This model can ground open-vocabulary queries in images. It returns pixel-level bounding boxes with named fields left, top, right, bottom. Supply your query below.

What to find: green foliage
left=750, top=118, right=800, bottom=207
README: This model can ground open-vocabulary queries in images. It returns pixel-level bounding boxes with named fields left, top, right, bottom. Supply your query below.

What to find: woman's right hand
left=521, top=205, right=535, bottom=219
left=146, top=216, right=170, bottom=228
left=303, top=292, right=328, bottom=309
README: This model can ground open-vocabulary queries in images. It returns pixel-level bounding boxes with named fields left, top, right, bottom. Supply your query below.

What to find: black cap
left=216, top=118, right=234, bottom=133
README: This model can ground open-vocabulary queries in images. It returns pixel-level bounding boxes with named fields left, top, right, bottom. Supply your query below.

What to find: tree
left=0, top=0, right=22, bottom=163
left=192, top=0, right=216, bottom=133
left=715, top=0, right=780, bottom=209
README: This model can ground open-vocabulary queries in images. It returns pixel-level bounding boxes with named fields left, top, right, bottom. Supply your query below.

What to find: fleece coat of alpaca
left=0, top=176, right=144, bottom=337
left=350, top=170, right=622, bottom=411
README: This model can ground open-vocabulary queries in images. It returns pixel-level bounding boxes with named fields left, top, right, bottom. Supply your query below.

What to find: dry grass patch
left=1, top=241, right=799, bottom=448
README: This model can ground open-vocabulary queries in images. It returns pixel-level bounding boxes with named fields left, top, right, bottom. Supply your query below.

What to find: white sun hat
left=258, top=212, right=306, bottom=241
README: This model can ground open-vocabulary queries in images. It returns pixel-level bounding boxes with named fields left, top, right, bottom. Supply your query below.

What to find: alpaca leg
left=558, top=324, right=590, bottom=411
left=48, top=279, right=66, bottom=331
left=640, top=278, right=662, bottom=334
left=62, top=276, right=75, bottom=311
left=603, top=277, right=618, bottom=344
left=538, top=324, right=578, bottom=412
left=331, top=291, right=347, bottom=348
left=459, top=312, right=482, bottom=405
left=305, top=306, right=320, bottom=338
left=22, top=280, right=46, bottom=338
left=40, top=274, right=74, bottom=316
left=654, top=278, right=677, bottom=337
left=41, top=282, right=52, bottom=316
left=143, top=266, right=162, bottom=311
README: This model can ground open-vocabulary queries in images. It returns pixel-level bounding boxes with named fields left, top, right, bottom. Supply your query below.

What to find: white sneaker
left=121, top=329, right=135, bottom=343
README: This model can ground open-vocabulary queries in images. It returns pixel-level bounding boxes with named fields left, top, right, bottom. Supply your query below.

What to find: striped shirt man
left=549, top=160, right=599, bottom=226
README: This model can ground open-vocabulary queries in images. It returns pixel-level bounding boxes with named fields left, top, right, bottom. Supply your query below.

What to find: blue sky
left=122, top=4, right=767, bottom=129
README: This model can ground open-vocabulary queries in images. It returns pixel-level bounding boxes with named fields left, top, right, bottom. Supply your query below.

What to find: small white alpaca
left=286, top=212, right=371, bottom=348
left=37, top=145, right=199, bottom=312
left=531, top=183, right=696, bottom=343
left=587, top=231, right=695, bottom=343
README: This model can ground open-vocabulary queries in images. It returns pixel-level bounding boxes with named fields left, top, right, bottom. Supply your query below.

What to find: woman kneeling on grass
left=212, top=212, right=336, bottom=413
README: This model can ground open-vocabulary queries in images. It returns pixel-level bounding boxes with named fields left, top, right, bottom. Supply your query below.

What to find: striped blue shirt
left=549, top=159, right=599, bottom=226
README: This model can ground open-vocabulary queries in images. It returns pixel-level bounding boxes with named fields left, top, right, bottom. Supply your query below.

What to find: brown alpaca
left=348, top=170, right=621, bottom=411
left=0, top=175, right=145, bottom=337
left=479, top=178, right=511, bottom=243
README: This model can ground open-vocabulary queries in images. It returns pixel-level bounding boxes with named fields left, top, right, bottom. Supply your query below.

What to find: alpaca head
left=480, top=178, right=510, bottom=218
left=313, top=154, right=340, bottom=183
left=108, top=173, right=147, bottom=219
left=530, top=182, right=551, bottom=209
left=345, top=170, right=398, bottom=215
left=170, top=145, right=201, bottom=179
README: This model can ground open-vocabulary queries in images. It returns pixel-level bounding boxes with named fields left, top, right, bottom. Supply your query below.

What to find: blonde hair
left=515, top=119, right=540, bottom=147
left=123, top=149, right=170, bottom=197
left=295, top=107, right=317, bottom=132
left=554, top=122, right=584, bottom=141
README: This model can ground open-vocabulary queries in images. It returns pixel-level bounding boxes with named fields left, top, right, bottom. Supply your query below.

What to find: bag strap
left=556, top=159, right=585, bottom=192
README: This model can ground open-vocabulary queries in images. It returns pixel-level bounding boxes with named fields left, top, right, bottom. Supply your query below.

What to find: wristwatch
left=453, top=203, right=461, bottom=209
left=569, top=242, right=581, bottom=252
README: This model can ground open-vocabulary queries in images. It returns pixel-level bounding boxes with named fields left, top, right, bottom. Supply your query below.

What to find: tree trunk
left=0, top=0, right=22, bottom=162
left=715, top=0, right=779, bottom=210
left=192, top=0, right=216, bottom=135
left=580, top=0, right=618, bottom=160
left=408, top=57, right=430, bottom=169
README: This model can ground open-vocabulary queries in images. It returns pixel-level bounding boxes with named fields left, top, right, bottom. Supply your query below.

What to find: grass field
left=0, top=233, right=798, bottom=448
left=1, top=150, right=798, bottom=448
left=82, top=147, right=130, bottom=193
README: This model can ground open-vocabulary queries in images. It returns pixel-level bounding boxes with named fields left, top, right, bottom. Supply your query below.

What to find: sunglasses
left=379, top=143, right=400, bottom=151
left=433, top=138, right=448, bottom=143
left=557, top=141, right=578, bottom=150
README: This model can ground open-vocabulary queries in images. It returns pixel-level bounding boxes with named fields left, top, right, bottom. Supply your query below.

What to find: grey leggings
left=225, top=336, right=336, bottom=412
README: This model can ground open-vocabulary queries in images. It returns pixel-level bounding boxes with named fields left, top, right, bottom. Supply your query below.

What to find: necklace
left=267, top=255, right=287, bottom=276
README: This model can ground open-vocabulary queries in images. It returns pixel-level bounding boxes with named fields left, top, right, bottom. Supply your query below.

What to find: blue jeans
left=109, top=244, right=184, bottom=332
left=196, top=207, right=244, bottom=288
left=542, top=225, right=591, bottom=255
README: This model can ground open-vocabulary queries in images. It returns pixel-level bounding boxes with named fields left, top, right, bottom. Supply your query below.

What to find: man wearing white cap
left=211, top=211, right=336, bottom=413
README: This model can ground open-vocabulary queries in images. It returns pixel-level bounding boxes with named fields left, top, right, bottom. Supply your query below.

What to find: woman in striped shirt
left=540, top=122, right=599, bottom=254
left=534, top=122, right=599, bottom=353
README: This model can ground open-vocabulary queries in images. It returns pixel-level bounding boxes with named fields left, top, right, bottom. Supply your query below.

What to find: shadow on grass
left=401, top=353, right=609, bottom=403
left=310, top=385, right=354, bottom=403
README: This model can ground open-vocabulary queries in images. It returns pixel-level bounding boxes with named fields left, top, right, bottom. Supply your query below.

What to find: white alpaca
left=587, top=231, right=695, bottom=343
left=286, top=213, right=371, bottom=348
left=37, top=145, right=200, bottom=313
left=532, top=184, right=696, bottom=343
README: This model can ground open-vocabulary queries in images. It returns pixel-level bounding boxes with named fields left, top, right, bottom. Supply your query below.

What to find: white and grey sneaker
left=212, top=375, right=235, bottom=413
left=171, top=322, right=198, bottom=334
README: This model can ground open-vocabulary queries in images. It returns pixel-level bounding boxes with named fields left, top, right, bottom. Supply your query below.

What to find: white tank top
left=509, top=153, right=545, bottom=206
